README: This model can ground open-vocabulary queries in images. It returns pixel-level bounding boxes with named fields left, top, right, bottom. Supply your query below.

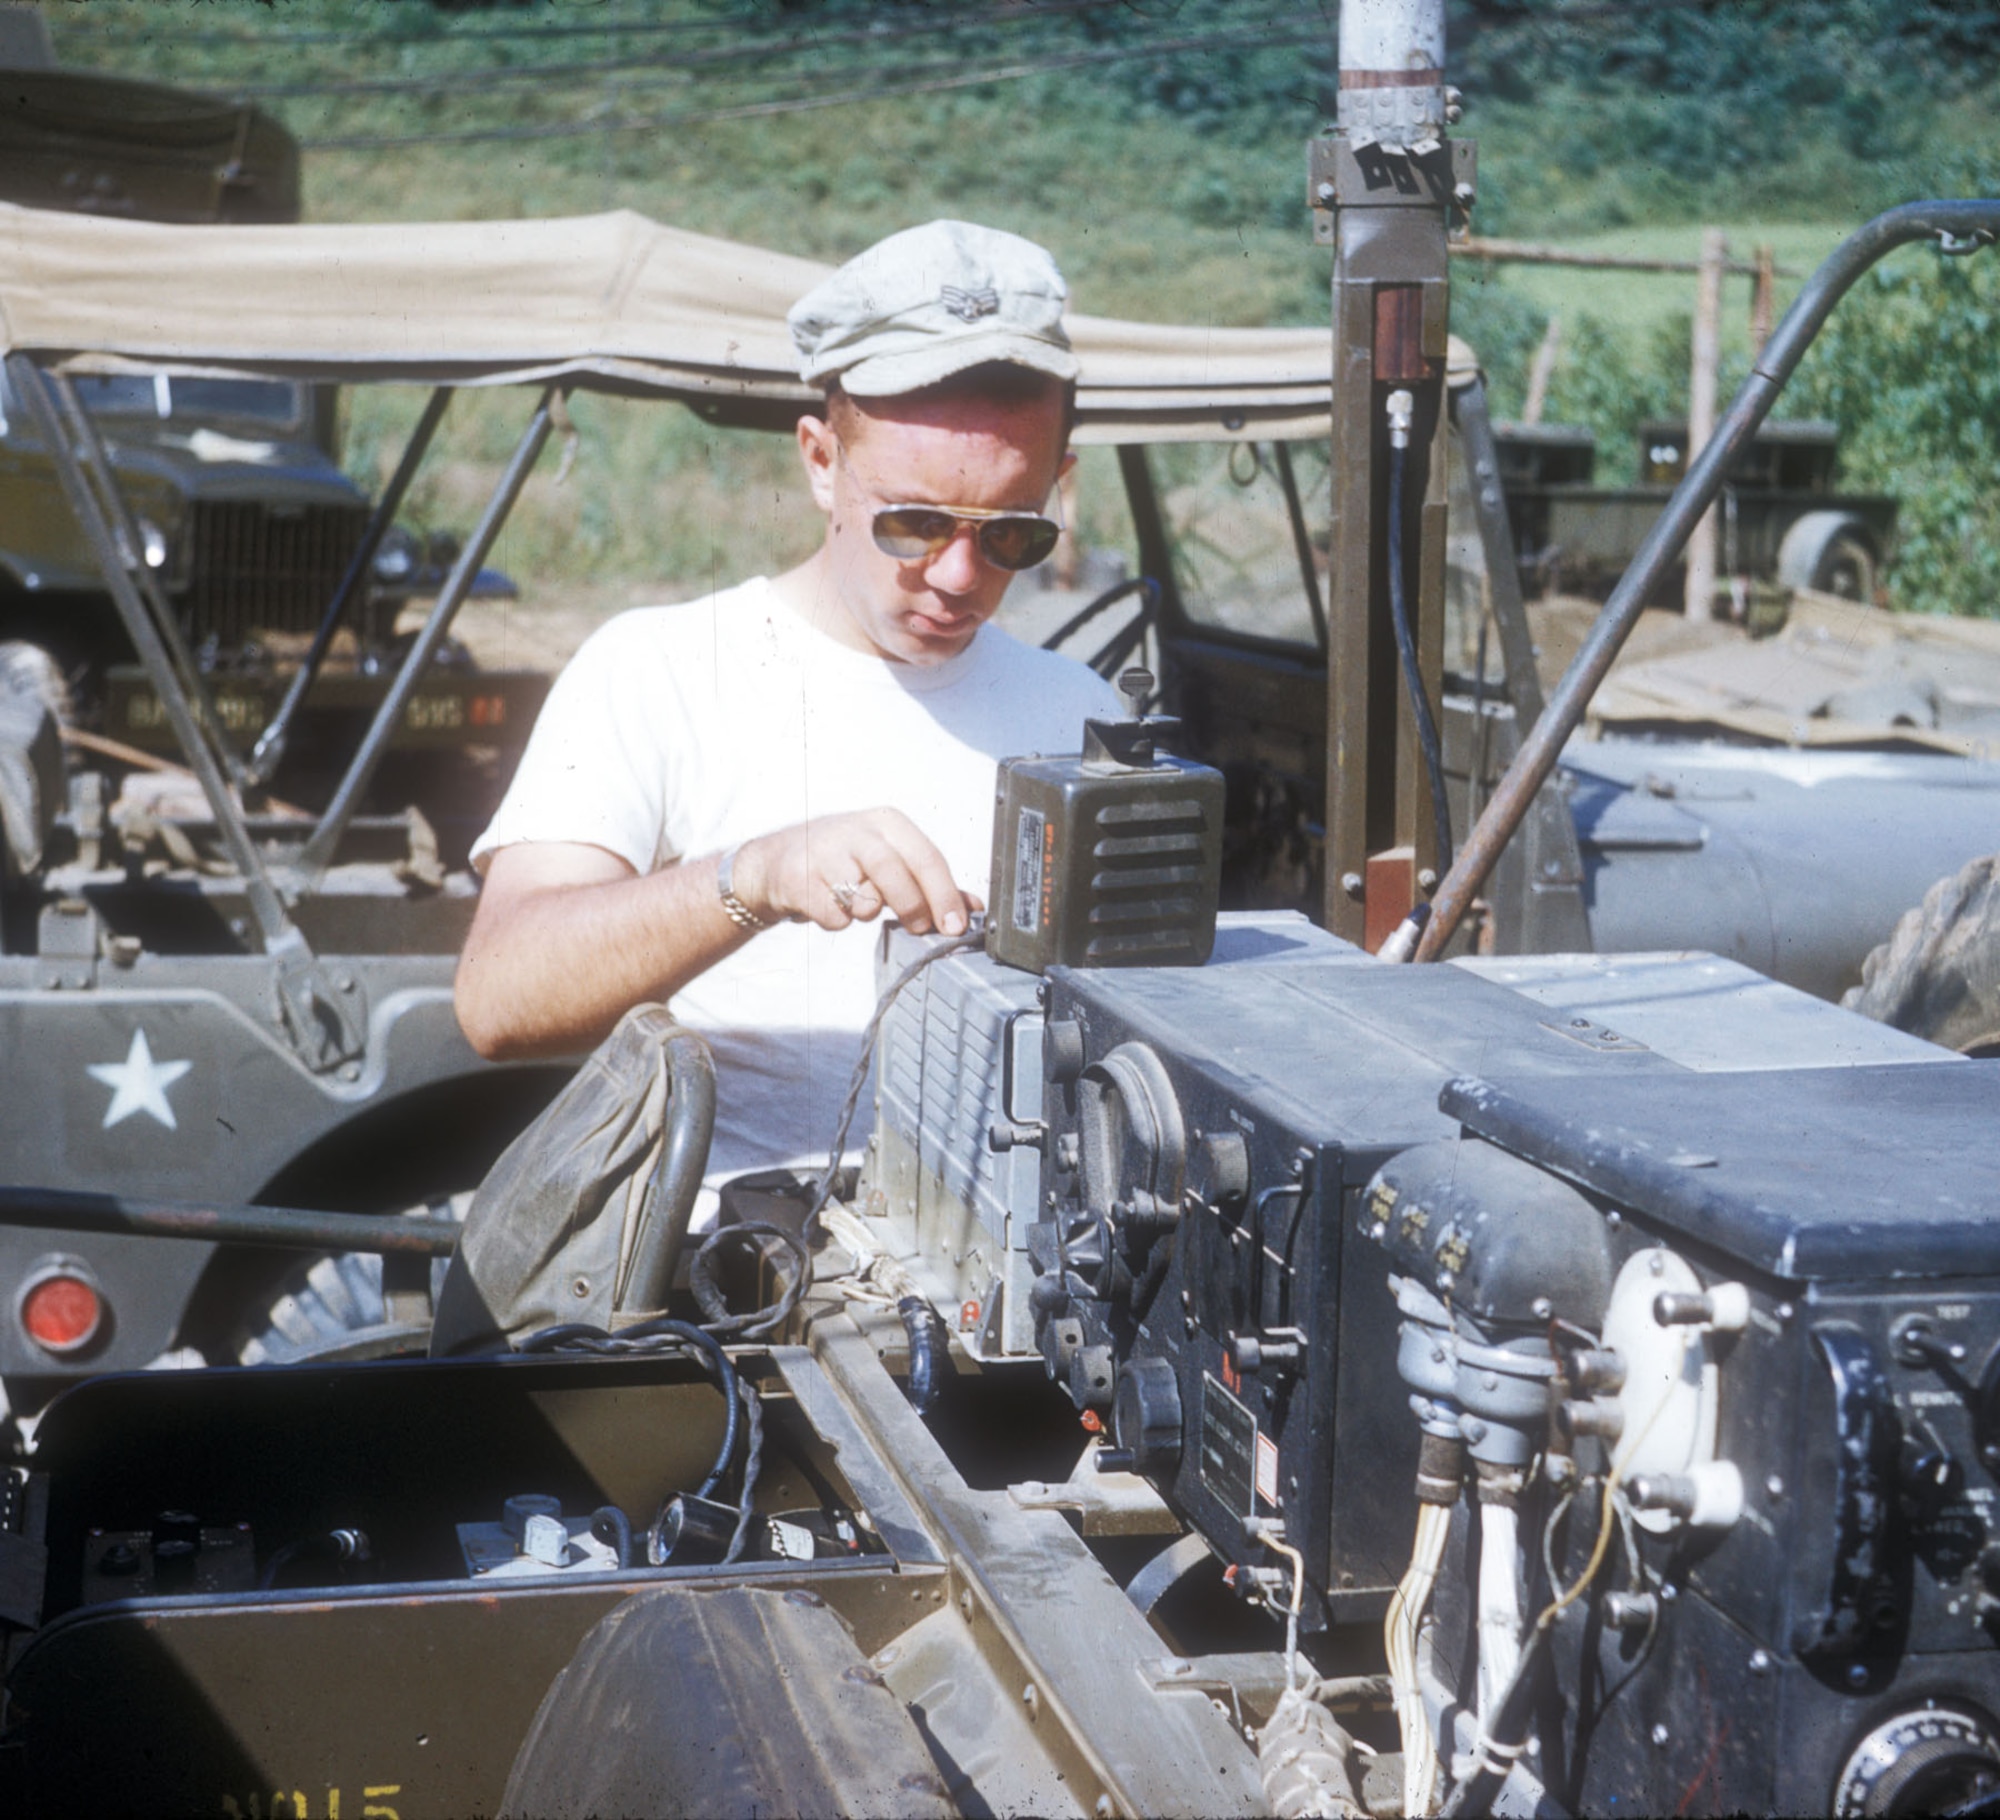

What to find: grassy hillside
left=48, top=0, right=2000, bottom=617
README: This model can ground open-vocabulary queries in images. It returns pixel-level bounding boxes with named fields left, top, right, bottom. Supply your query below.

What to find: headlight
left=373, top=526, right=420, bottom=584
left=135, top=516, right=169, bottom=570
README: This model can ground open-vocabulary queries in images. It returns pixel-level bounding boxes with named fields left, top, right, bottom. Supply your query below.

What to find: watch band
left=715, top=842, right=769, bottom=931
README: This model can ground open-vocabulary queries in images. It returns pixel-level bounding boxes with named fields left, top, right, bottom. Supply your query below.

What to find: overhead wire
left=296, top=19, right=1331, bottom=151
left=214, top=0, right=1129, bottom=100
left=55, top=0, right=1120, bottom=51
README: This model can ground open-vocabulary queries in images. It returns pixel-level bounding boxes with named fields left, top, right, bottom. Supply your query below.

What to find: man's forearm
left=456, top=809, right=972, bottom=1061
left=455, top=853, right=748, bottom=1060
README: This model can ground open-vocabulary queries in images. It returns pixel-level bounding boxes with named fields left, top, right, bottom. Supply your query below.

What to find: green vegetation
left=1795, top=247, right=2000, bottom=619
left=46, top=0, right=2000, bottom=615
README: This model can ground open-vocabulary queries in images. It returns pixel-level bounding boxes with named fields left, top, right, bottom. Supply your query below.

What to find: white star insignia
left=88, top=1028, right=193, bottom=1131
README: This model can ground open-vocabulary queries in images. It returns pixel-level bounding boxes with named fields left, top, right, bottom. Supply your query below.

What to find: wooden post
left=1523, top=314, right=1561, bottom=425
left=1750, top=242, right=1776, bottom=359
left=1683, top=227, right=1726, bottom=621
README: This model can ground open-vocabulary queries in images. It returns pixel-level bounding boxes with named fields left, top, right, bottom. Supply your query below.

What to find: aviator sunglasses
left=837, top=441, right=1063, bottom=573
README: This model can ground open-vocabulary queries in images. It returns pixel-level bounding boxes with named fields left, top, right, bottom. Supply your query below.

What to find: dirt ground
left=416, top=581, right=639, bottom=675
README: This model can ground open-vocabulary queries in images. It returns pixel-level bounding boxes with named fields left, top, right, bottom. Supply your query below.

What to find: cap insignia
left=939, top=283, right=1000, bottom=323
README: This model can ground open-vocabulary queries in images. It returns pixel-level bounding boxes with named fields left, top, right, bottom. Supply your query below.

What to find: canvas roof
left=0, top=202, right=1439, bottom=444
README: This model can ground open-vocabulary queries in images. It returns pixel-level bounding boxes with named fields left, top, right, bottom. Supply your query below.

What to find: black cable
left=1387, top=433, right=1455, bottom=880
left=723, top=1375, right=765, bottom=1566
left=257, top=1537, right=307, bottom=1591
left=898, top=1295, right=951, bottom=1417
left=1438, top=1624, right=1549, bottom=1819
left=512, top=1321, right=617, bottom=1351
left=689, top=1219, right=814, bottom=1341
left=257, top=1527, right=370, bottom=1591
left=515, top=1315, right=740, bottom=1501
left=1446, top=1471, right=1625, bottom=1817
left=590, top=1504, right=634, bottom=1570
left=1037, top=575, right=1161, bottom=658
left=804, top=927, right=988, bottom=1241
left=623, top=1316, right=742, bottom=1497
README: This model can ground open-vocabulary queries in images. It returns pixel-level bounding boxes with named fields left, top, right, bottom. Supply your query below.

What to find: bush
left=1794, top=246, right=2000, bottom=617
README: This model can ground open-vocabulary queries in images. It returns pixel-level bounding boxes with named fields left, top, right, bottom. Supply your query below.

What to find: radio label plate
left=1200, top=1372, right=1257, bottom=1518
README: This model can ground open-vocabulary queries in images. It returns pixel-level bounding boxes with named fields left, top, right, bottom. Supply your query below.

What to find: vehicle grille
left=181, top=499, right=373, bottom=648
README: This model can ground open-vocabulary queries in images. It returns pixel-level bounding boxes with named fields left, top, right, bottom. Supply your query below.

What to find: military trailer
left=1493, top=414, right=1898, bottom=603
left=1128, top=410, right=1999, bottom=994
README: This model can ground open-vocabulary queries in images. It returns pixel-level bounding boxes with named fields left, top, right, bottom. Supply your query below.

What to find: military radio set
left=872, top=683, right=2000, bottom=1817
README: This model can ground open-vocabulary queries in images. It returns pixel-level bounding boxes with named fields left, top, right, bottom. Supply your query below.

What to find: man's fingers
left=767, top=811, right=970, bottom=936
left=867, top=817, right=967, bottom=936
left=850, top=838, right=934, bottom=934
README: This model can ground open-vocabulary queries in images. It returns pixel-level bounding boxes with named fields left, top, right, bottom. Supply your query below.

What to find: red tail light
left=20, top=1261, right=104, bottom=1355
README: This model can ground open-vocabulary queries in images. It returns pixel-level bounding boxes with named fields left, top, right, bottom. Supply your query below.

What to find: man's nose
left=923, top=523, right=988, bottom=595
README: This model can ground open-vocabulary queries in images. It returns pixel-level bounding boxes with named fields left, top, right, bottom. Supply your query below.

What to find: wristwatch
left=715, top=842, right=770, bottom=931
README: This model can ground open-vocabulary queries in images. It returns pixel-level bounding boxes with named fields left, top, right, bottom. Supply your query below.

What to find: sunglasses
left=869, top=503, right=1062, bottom=572
left=836, top=439, right=1063, bottom=572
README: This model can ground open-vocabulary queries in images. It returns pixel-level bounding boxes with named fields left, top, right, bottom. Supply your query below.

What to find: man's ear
left=796, top=413, right=838, bottom=513
left=1058, top=448, right=1079, bottom=481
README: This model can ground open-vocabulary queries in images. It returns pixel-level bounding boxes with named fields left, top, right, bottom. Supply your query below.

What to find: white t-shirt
left=473, top=575, right=1121, bottom=1203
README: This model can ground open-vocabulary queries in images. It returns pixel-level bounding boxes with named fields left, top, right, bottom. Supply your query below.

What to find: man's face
left=799, top=380, right=1070, bottom=665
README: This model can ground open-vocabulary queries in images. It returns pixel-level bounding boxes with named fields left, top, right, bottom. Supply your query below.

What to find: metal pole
left=1414, top=199, right=2000, bottom=963
left=251, top=385, right=454, bottom=786
left=10, top=355, right=300, bottom=956
left=46, top=371, right=255, bottom=787
left=0, top=1186, right=460, bottom=1256
left=1271, top=440, right=1330, bottom=652
left=1449, top=375, right=1544, bottom=729
left=1316, top=0, right=1455, bottom=942
left=298, top=387, right=557, bottom=882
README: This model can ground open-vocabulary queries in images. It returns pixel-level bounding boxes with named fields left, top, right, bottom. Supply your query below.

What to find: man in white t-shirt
left=455, top=220, right=1120, bottom=1195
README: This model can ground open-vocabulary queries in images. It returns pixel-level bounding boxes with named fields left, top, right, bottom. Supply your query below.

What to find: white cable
left=1266, top=1534, right=1308, bottom=1690
left=1475, top=1500, right=1523, bottom=1727
left=1387, top=1500, right=1452, bottom=1817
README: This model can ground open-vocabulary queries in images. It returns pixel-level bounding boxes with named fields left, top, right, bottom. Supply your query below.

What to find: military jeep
left=0, top=48, right=548, bottom=860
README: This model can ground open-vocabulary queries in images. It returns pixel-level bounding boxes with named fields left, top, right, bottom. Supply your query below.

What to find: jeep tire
left=1844, top=853, right=2000, bottom=1057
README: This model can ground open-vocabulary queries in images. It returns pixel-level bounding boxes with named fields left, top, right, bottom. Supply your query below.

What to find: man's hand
left=731, top=808, right=981, bottom=936
left=455, top=810, right=979, bottom=1061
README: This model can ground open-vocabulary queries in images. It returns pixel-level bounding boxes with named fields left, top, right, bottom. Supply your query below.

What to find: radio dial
left=1834, top=1710, right=2000, bottom=1817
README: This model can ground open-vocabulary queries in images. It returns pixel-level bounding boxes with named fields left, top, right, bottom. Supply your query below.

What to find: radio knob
left=1112, top=1357, right=1184, bottom=1474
